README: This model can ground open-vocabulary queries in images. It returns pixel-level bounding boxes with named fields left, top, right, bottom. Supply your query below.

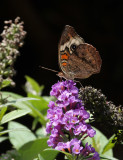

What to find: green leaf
left=33, top=155, right=44, bottom=160
left=25, top=75, right=44, bottom=96
left=0, top=129, right=15, bottom=136
left=0, top=136, right=8, bottom=142
left=0, top=128, right=32, bottom=136
left=42, top=96, right=56, bottom=103
left=23, top=101, right=47, bottom=125
left=33, top=154, right=45, bottom=160
left=0, top=92, right=30, bottom=110
left=0, top=97, right=39, bottom=108
left=100, top=155, right=118, bottom=160
left=0, top=126, right=4, bottom=131
left=0, top=109, right=30, bottom=125
left=22, top=103, right=47, bottom=126
left=35, top=127, right=47, bottom=138
left=83, top=127, right=113, bottom=157
left=0, top=106, right=7, bottom=121
left=2, top=91, right=23, bottom=100
left=102, top=135, right=116, bottom=154
left=27, top=93, right=49, bottom=116
left=32, top=117, right=39, bottom=130
left=41, top=149, right=60, bottom=160
left=0, top=79, right=11, bottom=89
left=43, top=148, right=73, bottom=160
left=1, top=92, right=47, bottom=125
left=8, top=121, right=36, bottom=150
left=37, top=154, right=44, bottom=160
left=18, top=138, right=51, bottom=160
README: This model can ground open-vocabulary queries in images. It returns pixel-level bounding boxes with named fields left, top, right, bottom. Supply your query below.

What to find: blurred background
left=0, top=0, right=123, bottom=159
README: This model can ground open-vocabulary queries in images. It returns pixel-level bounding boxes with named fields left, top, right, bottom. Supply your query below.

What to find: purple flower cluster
left=46, top=80, right=100, bottom=160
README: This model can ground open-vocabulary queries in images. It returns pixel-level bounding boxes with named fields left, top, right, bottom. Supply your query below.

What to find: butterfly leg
left=60, top=77, right=63, bottom=82
left=74, top=80, right=83, bottom=88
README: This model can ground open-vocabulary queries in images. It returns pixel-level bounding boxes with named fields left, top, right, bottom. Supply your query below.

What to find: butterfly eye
left=70, top=44, right=76, bottom=51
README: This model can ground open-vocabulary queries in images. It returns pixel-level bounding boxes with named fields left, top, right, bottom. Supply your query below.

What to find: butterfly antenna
left=39, top=66, right=58, bottom=73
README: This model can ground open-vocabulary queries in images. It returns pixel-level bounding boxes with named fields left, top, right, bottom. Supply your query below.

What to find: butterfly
left=57, top=25, right=102, bottom=80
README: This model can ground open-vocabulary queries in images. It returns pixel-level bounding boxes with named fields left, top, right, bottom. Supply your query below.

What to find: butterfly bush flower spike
left=46, top=80, right=100, bottom=160
left=0, top=17, right=26, bottom=88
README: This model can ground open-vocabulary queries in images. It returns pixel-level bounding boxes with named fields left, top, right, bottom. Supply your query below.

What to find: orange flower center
left=75, top=149, right=79, bottom=152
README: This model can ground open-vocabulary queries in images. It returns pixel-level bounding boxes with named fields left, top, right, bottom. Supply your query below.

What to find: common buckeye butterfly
left=57, top=25, right=102, bottom=80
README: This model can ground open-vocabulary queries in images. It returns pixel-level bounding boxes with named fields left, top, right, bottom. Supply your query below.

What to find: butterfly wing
left=58, top=25, right=102, bottom=79
left=66, top=43, right=102, bottom=79
left=58, top=25, right=85, bottom=79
